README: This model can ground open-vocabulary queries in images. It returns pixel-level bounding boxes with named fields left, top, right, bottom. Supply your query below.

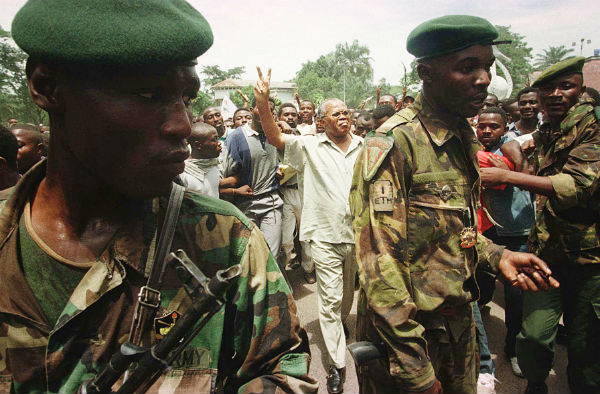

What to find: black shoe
left=304, top=270, right=316, bottom=284
left=524, top=381, right=548, bottom=394
left=343, top=323, right=349, bottom=339
left=327, top=365, right=345, bottom=394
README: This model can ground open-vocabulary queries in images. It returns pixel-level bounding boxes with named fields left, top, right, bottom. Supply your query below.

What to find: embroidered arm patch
left=363, top=134, right=394, bottom=181
left=371, top=180, right=394, bottom=212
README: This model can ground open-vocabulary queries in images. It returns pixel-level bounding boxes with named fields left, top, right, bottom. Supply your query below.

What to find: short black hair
left=9, top=123, right=44, bottom=145
left=233, top=107, right=251, bottom=118
left=585, top=87, right=600, bottom=105
left=480, top=106, right=507, bottom=126
left=500, top=98, right=517, bottom=108
left=299, top=99, right=315, bottom=109
left=0, top=125, right=18, bottom=169
left=404, top=95, right=415, bottom=102
left=379, top=94, right=397, bottom=105
left=372, top=104, right=395, bottom=120
left=250, top=96, right=275, bottom=108
left=188, top=122, right=217, bottom=145
left=517, top=87, right=539, bottom=102
left=278, top=103, right=297, bottom=117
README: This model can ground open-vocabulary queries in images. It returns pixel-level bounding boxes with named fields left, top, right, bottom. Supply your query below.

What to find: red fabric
left=477, top=150, right=514, bottom=233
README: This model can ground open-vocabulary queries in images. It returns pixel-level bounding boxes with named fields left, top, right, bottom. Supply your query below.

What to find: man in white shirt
left=180, top=122, right=222, bottom=198
left=255, top=67, right=362, bottom=394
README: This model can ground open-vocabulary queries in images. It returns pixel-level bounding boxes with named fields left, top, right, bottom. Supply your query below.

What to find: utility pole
left=572, top=38, right=592, bottom=55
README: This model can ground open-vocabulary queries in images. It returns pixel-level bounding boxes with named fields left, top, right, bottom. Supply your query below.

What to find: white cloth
left=311, top=240, right=356, bottom=368
left=283, top=133, right=363, bottom=244
left=297, top=123, right=316, bottom=136
left=180, top=158, right=221, bottom=198
left=513, top=132, right=535, bottom=145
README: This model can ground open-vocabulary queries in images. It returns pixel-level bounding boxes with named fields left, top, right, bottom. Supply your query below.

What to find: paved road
left=289, top=267, right=568, bottom=394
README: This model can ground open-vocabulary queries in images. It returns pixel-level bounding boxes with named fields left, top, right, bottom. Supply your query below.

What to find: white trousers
left=311, top=240, right=356, bottom=368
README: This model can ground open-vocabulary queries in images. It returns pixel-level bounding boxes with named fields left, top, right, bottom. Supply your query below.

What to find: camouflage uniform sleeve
left=231, top=226, right=318, bottom=394
left=475, top=233, right=505, bottom=273
left=350, top=131, right=436, bottom=392
left=548, top=117, right=600, bottom=211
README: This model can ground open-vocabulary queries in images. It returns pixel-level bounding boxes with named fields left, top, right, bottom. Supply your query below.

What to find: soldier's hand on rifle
left=499, top=249, right=560, bottom=291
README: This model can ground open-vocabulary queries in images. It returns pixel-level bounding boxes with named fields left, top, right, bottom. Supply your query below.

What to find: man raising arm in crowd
left=255, top=67, right=362, bottom=394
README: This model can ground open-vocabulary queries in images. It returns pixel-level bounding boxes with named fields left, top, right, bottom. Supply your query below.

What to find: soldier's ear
left=27, top=60, right=63, bottom=113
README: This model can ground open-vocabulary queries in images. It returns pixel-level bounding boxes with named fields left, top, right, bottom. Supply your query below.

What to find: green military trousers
left=516, top=263, right=600, bottom=393
left=355, top=292, right=478, bottom=394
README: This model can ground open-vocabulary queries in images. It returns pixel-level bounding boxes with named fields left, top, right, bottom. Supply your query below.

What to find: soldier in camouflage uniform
left=350, top=15, right=558, bottom=394
left=481, top=57, right=600, bottom=394
left=0, top=1, right=317, bottom=393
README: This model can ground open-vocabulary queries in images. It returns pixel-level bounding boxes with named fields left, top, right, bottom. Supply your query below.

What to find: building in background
left=583, top=56, right=600, bottom=91
left=212, top=79, right=297, bottom=107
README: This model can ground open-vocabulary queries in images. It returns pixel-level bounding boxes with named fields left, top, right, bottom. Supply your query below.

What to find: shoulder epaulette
left=375, top=107, right=419, bottom=135
left=363, top=107, right=418, bottom=181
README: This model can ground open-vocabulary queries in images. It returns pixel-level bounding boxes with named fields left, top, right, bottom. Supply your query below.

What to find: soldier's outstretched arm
left=350, top=133, right=439, bottom=393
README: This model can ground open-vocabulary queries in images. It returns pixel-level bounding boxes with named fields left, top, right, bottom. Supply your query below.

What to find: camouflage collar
left=414, top=94, right=464, bottom=146
left=538, top=98, right=595, bottom=147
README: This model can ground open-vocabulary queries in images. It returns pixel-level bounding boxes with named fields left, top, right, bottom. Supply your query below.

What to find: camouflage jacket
left=350, top=93, right=504, bottom=392
left=529, top=98, right=600, bottom=265
left=0, top=161, right=317, bottom=394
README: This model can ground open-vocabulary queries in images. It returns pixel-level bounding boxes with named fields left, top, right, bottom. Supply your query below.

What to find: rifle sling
left=128, top=183, right=185, bottom=345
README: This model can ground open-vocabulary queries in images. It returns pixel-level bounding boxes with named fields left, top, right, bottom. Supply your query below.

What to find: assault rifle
left=79, top=250, right=241, bottom=394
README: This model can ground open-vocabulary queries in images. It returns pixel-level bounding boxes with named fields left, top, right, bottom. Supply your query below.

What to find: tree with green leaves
left=534, top=45, right=575, bottom=70
left=0, top=26, right=47, bottom=124
left=494, top=25, right=534, bottom=97
left=200, top=65, right=245, bottom=90
left=230, top=85, right=254, bottom=109
left=295, top=40, right=374, bottom=108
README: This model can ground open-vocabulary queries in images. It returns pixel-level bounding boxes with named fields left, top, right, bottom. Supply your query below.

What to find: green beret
left=532, top=57, right=586, bottom=87
left=11, top=0, right=213, bottom=65
left=407, top=15, right=507, bottom=60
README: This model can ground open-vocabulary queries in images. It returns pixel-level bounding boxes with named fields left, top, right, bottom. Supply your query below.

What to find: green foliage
left=534, top=45, right=575, bottom=70
left=494, top=25, right=534, bottom=97
left=0, top=26, right=48, bottom=124
left=402, top=60, right=422, bottom=97
left=189, top=90, right=214, bottom=117
left=295, top=40, right=374, bottom=108
left=230, top=85, right=254, bottom=109
left=201, top=65, right=245, bottom=91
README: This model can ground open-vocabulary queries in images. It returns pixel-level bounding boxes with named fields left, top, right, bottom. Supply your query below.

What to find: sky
left=1, top=0, right=599, bottom=86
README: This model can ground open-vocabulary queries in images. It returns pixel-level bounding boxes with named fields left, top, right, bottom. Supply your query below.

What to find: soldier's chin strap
left=129, top=183, right=186, bottom=345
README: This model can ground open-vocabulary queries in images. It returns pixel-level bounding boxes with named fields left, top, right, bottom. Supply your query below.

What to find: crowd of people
left=0, top=2, right=599, bottom=394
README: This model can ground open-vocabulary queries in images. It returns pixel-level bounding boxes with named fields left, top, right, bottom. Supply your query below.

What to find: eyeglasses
left=328, top=110, right=350, bottom=118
